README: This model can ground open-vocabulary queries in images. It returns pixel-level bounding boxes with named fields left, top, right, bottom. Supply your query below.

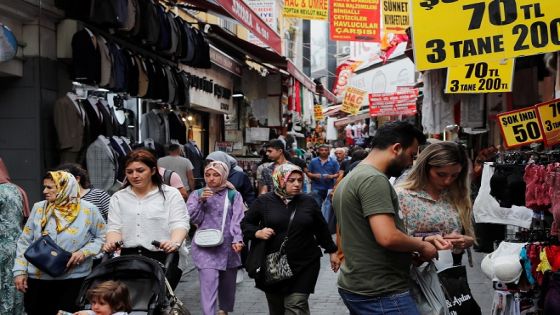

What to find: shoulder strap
left=163, top=169, right=173, bottom=185
left=285, top=207, right=297, bottom=238
left=227, top=189, right=236, bottom=204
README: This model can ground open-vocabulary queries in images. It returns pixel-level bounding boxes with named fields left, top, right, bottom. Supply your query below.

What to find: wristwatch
left=173, top=242, right=182, bottom=249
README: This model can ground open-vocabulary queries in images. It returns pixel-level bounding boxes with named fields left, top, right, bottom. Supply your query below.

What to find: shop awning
left=178, top=0, right=282, bottom=55
left=334, top=111, right=370, bottom=128
left=323, top=105, right=342, bottom=117
left=203, top=23, right=285, bottom=67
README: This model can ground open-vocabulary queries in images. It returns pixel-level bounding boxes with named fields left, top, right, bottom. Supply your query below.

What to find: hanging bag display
left=193, top=189, right=234, bottom=247
left=264, top=207, right=296, bottom=284
left=24, top=203, right=72, bottom=277
left=438, top=265, right=481, bottom=315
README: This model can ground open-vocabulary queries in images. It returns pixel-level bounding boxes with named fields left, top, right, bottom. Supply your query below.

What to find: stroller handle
left=151, top=240, right=179, bottom=271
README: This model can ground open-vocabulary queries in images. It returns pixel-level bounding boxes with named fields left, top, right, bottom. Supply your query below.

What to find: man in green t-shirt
left=333, top=121, right=452, bottom=315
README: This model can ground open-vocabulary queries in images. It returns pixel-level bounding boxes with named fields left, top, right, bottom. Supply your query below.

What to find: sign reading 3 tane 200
left=411, top=0, right=560, bottom=70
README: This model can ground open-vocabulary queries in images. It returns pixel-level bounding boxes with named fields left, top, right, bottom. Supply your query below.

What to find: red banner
left=369, top=88, right=418, bottom=116
left=332, top=61, right=355, bottom=97
left=215, top=0, right=282, bottom=55
left=329, top=0, right=381, bottom=42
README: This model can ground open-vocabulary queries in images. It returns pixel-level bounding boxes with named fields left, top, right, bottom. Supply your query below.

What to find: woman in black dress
left=242, top=163, right=339, bottom=315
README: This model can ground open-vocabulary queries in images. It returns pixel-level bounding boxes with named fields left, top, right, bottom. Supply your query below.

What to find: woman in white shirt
left=103, top=149, right=189, bottom=289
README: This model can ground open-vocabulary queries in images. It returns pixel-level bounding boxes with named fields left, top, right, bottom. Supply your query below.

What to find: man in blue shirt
left=306, top=144, right=340, bottom=207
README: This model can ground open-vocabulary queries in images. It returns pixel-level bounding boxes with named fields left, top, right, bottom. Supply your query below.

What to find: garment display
left=473, top=163, right=533, bottom=228
left=71, top=28, right=101, bottom=85
left=168, top=111, right=187, bottom=144
left=185, top=140, right=204, bottom=180
left=422, top=69, right=455, bottom=134
left=86, top=135, right=118, bottom=190
left=140, top=109, right=169, bottom=145
left=54, top=93, right=88, bottom=163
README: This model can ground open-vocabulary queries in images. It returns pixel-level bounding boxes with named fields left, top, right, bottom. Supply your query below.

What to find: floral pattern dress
left=396, top=188, right=461, bottom=236
left=0, top=183, right=24, bottom=315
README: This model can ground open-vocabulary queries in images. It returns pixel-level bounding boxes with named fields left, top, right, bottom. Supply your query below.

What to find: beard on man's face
left=386, top=154, right=408, bottom=178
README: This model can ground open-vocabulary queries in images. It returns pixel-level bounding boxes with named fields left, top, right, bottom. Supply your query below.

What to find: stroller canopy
left=77, top=255, right=169, bottom=313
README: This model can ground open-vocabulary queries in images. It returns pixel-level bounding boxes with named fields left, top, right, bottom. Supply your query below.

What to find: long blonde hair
left=398, top=142, right=475, bottom=238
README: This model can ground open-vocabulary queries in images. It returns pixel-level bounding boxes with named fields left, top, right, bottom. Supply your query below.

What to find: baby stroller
left=76, top=252, right=190, bottom=315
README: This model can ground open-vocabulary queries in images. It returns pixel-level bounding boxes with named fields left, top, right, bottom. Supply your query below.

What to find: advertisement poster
left=411, top=0, right=560, bottom=70
left=245, top=0, right=277, bottom=47
left=368, top=88, right=418, bottom=116
left=314, top=104, right=325, bottom=121
left=535, top=98, right=560, bottom=147
left=382, top=0, right=409, bottom=34
left=329, top=0, right=381, bottom=42
left=446, top=59, right=515, bottom=94
left=341, top=87, right=367, bottom=115
left=283, top=0, right=328, bottom=20
left=497, top=107, right=543, bottom=148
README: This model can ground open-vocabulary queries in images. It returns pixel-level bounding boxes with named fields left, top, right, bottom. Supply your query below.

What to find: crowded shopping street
left=2, top=0, right=560, bottom=315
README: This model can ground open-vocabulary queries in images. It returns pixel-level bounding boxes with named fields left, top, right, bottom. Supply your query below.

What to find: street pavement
left=175, top=249, right=494, bottom=315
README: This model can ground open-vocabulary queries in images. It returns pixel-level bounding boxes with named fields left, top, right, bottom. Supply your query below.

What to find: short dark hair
left=87, top=281, right=132, bottom=313
left=122, top=149, right=164, bottom=196
left=56, top=163, right=91, bottom=188
left=168, top=144, right=181, bottom=153
left=351, top=149, right=368, bottom=162
left=371, top=121, right=426, bottom=150
left=266, top=139, right=285, bottom=151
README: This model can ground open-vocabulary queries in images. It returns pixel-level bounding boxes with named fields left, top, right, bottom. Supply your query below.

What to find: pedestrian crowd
left=0, top=121, right=477, bottom=315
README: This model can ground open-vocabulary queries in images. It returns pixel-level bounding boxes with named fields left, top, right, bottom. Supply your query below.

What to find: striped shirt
left=82, top=188, right=110, bottom=221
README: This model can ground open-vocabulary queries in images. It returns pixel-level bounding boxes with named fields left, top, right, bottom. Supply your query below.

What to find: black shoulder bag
left=24, top=202, right=72, bottom=277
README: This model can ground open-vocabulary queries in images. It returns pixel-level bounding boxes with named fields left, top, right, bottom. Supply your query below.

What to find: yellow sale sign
left=446, top=59, right=514, bottom=93
left=411, top=0, right=560, bottom=70
left=283, top=0, right=328, bottom=20
left=536, top=99, right=560, bottom=147
left=497, top=107, right=543, bottom=148
left=314, top=105, right=325, bottom=121
left=341, top=87, right=366, bottom=115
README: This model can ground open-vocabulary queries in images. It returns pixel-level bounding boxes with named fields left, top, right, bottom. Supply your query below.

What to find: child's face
left=91, top=298, right=113, bottom=315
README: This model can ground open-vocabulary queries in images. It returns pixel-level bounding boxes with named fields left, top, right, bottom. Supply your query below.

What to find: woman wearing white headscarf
left=187, top=161, right=245, bottom=315
left=206, top=151, right=256, bottom=206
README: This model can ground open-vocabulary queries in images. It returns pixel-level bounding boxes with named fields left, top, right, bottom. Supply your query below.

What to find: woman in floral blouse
left=396, top=142, right=475, bottom=266
left=13, top=171, right=106, bottom=315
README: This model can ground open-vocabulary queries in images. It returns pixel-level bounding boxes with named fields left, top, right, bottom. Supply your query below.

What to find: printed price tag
left=535, top=99, right=560, bottom=147
left=341, top=87, right=366, bottom=115
left=411, top=0, right=560, bottom=71
left=497, top=107, right=543, bottom=148
left=446, top=60, right=514, bottom=93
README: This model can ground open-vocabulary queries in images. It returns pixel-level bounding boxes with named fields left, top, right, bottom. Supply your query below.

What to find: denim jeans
left=312, top=189, right=328, bottom=207
left=339, top=288, right=420, bottom=315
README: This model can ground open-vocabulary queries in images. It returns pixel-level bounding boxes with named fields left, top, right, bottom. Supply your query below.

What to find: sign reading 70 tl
left=411, top=0, right=560, bottom=71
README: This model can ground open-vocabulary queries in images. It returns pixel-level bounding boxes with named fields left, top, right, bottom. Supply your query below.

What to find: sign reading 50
left=411, top=0, right=560, bottom=70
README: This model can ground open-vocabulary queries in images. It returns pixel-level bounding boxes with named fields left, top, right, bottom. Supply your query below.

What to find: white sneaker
left=236, top=269, right=244, bottom=284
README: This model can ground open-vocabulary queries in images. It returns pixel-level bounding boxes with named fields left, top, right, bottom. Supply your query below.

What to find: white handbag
left=193, top=191, right=230, bottom=247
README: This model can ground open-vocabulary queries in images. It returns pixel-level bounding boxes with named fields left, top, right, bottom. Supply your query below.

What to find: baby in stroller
left=59, top=280, right=131, bottom=315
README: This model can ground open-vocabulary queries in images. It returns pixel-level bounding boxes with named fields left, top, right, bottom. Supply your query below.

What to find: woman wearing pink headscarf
left=187, top=161, right=245, bottom=315
left=0, top=158, right=30, bottom=314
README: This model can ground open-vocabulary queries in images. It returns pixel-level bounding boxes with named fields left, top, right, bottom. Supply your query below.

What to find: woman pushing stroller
left=103, top=149, right=190, bottom=289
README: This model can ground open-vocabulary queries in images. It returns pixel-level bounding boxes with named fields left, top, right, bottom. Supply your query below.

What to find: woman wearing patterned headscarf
left=187, top=161, right=245, bottom=315
left=12, top=171, right=106, bottom=315
left=242, top=164, right=339, bottom=315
